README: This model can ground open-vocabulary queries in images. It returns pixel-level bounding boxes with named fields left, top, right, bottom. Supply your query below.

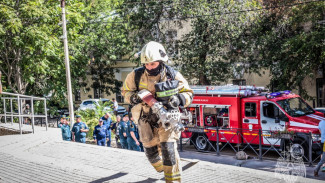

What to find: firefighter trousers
left=138, top=119, right=181, bottom=183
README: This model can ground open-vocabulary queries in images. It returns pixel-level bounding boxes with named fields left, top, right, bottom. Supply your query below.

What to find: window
left=82, top=101, right=95, bottom=105
left=245, top=103, right=256, bottom=117
left=232, top=79, right=246, bottom=86
left=263, top=102, right=284, bottom=119
left=277, top=97, right=313, bottom=117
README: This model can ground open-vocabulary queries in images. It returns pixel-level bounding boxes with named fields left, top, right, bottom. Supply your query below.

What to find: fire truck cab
left=183, top=85, right=323, bottom=157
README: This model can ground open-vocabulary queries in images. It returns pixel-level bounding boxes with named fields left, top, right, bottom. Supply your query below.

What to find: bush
left=77, top=100, right=115, bottom=139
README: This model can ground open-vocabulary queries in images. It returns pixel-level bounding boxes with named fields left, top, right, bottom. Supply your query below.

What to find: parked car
left=48, top=108, right=69, bottom=119
left=78, top=99, right=126, bottom=115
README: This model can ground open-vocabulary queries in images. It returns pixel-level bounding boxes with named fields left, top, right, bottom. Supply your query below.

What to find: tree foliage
left=77, top=100, right=115, bottom=139
left=0, top=0, right=128, bottom=110
left=117, top=0, right=187, bottom=63
left=176, top=0, right=261, bottom=85
left=227, top=0, right=325, bottom=99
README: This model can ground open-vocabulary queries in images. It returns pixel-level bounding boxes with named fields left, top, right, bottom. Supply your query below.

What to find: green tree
left=117, top=0, right=187, bottom=63
left=176, top=0, right=261, bottom=85
left=76, top=0, right=129, bottom=97
left=0, top=0, right=128, bottom=111
left=0, top=0, right=63, bottom=94
left=227, top=0, right=325, bottom=99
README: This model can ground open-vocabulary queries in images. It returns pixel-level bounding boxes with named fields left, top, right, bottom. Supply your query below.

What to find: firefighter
left=72, top=115, right=89, bottom=143
left=112, top=115, right=122, bottom=148
left=118, top=113, right=129, bottom=149
left=58, top=115, right=71, bottom=141
left=126, top=113, right=141, bottom=151
left=122, top=41, right=193, bottom=183
left=93, top=119, right=109, bottom=146
left=101, top=112, right=112, bottom=147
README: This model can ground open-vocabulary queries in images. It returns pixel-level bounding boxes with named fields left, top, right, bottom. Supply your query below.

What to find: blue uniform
left=93, top=124, right=109, bottom=146
left=101, top=116, right=112, bottom=147
left=58, top=123, right=71, bottom=141
left=126, top=121, right=140, bottom=151
left=118, top=121, right=128, bottom=149
left=134, top=123, right=144, bottom=152
left=72, top=122, right=88, bottom=143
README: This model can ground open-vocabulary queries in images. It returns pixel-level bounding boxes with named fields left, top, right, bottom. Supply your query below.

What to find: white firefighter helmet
left=140, top=41, right=169, bottom=64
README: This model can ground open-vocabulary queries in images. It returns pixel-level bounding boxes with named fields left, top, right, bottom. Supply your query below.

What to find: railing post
left=216, top=126, right=220, bottom=156
left=308, top=132, right=313, bottom=166
left=44, top=99, right=48, bottom=131
left=3, top=98, right=6, bottom=123
left=259, top=129, right=262, bottom=161
left=18, top=96, right=22, bottom=135
left=10, top=98, right=13, bottom=125
left=31, top=98, right=35, bottom=134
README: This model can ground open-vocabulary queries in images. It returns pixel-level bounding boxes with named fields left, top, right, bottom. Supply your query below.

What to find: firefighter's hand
left=168, top=95, right=180, bottom=108
left=151, top=102, right=168, bottom=122
left=136, top=140, right=140, bottom=146
left=177, top=93, right=186, bottom=107
left=130, top=93, right=142, bottom=105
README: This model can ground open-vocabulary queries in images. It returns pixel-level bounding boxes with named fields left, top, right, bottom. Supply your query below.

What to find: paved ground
left=0, top=123, right=324, bottom=183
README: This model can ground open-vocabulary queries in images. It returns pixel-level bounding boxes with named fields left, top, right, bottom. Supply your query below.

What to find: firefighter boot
left=144, top=145, right=164, bottom=172
left=159, top=127, right=182, bottom=182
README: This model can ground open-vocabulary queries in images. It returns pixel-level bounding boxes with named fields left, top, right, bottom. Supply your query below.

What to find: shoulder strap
left=164, top=64, right=177, bottom=80
left=134, top=64, right=177, bottom=90
left=134, top=66, right=146, bottom=91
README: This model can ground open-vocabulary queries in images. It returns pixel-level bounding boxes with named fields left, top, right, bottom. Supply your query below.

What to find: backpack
left=134, top=64, right=177, bottom=91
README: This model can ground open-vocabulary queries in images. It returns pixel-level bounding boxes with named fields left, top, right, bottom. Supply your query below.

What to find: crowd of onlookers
left=58, top=111, right=143, bottom=152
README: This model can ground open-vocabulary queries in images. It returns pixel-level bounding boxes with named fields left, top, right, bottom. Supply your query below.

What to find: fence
left=179, top=126, right=322, bottom=166
left=0, top=92, right=48, bottom=134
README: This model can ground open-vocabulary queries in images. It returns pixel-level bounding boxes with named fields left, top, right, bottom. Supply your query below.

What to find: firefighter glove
left=168, top=95, right=180, bottom=108
left=130, top=93, right=142, bottom=105
left=151, top=102, right=171, bottom=129
left=177, top=93, right=186, bottom=107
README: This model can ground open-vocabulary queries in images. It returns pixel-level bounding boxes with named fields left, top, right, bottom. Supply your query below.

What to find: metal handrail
left=0, top=92, right=48, bottom=134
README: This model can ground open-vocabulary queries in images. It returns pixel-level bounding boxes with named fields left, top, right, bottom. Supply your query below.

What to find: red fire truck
left=182, top=85, right=323, bottom=157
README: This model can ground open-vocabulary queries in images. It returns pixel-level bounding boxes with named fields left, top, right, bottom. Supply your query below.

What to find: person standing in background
left=112, top=98, right=118, bottom=116
left=314, top=120, right=325, bottom=176
left=118, top=113, right=129, bottom=149
left=101, top=112, right=112, bottom=147
left=112, top=115, right=121, bottom=148
left=72, top=115, right=89, bottom=143
left=93, top=119, right=109, bottom=146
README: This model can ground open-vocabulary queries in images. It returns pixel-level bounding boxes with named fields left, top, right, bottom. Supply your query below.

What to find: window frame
left=245, top=102, right=256, bottom=117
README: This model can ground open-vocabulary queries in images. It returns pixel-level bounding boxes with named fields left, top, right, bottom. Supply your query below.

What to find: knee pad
left=144, top=146, right=161, bottom=164
left=160, top=142, right=176, bottom=166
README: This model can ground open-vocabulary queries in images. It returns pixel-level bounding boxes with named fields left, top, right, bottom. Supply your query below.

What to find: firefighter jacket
left=122, top=66, right=193, bottom=123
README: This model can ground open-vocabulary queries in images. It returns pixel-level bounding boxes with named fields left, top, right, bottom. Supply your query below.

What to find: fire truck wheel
left=290, top=139, right=309, bottom=161
left=195, top=135, right=212, bottom=151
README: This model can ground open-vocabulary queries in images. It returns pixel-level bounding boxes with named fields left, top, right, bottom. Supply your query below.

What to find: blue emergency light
left=270, top=90, right=291, bottom=97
